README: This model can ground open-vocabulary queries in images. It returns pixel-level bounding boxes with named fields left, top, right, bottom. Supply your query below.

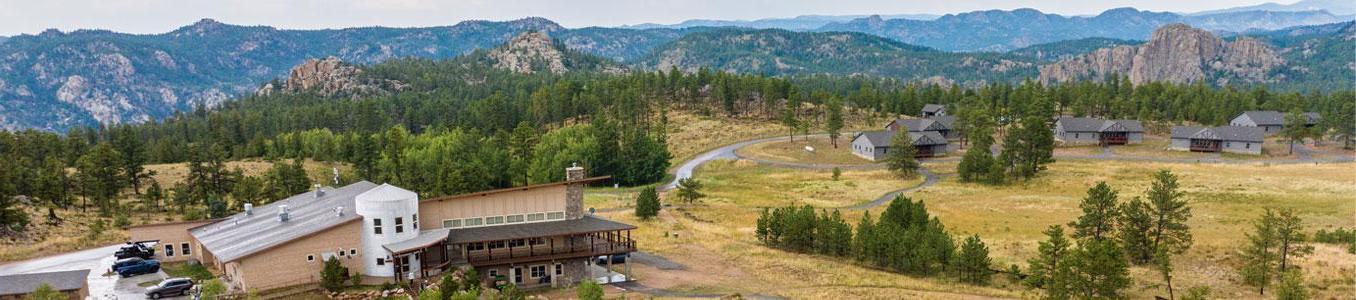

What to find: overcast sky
left=0, top=0, right=1284, bottom=36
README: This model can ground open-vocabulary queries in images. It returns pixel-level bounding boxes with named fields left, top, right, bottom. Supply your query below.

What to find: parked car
left=595, top=253, right=628, bottom=265
left=115, top=242, right=156, bottom=259
left=112, top=257, right=146, bottom=272
left=145, top=277, right=194, bottom=299
left=115, top=258, right=160, bottom=277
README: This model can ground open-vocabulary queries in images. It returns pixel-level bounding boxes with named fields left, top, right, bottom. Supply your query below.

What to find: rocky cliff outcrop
left=489, top=31, right=569, bottom=74
left=1039, top=24, right=1284, bottom=85
left=256, top=57, right=403, bottom=97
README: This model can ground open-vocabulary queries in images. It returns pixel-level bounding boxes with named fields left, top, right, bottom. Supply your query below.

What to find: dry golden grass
left=605, top=156, right=1354, bottom=299
left=737, top=135, right=874, bottom=165
left=145, top=158, right=351, bottom=188
left=914, top=160, right=1356, bottom=299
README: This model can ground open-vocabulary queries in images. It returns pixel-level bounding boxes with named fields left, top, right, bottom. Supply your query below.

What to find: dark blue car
left=115, top=258, right=160, bottom=277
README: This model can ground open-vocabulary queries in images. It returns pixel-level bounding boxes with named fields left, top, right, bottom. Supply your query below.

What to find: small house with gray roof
left=921, top=104, right=946, bottom=117
left=851, top=130, right=948, bottom=161
left=1229, top=111, right=1320, bottom=135
left=1054, top=117, right=1144, bottom=146
left=1169, top=126, right=1265, bottom=155
left=886, top=117, right=959, bottom=140
left=0, top=269, right=89, bottom=300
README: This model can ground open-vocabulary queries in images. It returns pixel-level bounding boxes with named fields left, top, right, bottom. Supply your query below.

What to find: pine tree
left=1025, top=225, right=1070, bottom=289
left=75, top=142, right=125, bottom=214
left=1050, top=239, right=1131, bottom=299
left=1146, top=170, right=1193, bottom=257
left=1154, top=247, right=1177, bottom=300
left=675, top=178, right=704, bottom=204
left=320, top=256, right=347, bottom=292
left=1275, top=270, right=1309, bottom=300
left=634, top=187, right=660, bottom=219
left=1282, top=109, right=1311, bottom=155
left=885, top=129, right=919, bottom=178
left=1241, top=209, right=1280, bottom=295
left=1071, top=182, right=1119, bottom=241
left=853, top=211, right=877, bottom=262
left=1273, top=209, right=1313, bottom=274
left=826, top=97, right=844, bottom=148
left=0, top=157, right=27, bottom=232
left=24, top=283, right=64, bottom=300
left=954, top=234, right=993, bottom=285
left=1118, top=197, right=1155, bottom=264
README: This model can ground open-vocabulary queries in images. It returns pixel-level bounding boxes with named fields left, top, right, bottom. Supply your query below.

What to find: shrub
left=320, top=256, right=347, bottom=292
left=576, top=279, right=603, bottom=300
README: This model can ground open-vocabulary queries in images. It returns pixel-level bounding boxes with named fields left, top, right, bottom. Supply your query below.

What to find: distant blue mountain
left=623, top=14, right=939, bottom=31
left=817, top=7, right=1346, bottom=51
left=1190, top=0, right=1355, bottom=16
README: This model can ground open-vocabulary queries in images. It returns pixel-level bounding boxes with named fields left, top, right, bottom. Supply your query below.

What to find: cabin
left=851, top=130, right=948, bottom=161
left=1053, top=117, right=1144, bottom=146
left=1169, top=126, right=1265, bottom=155
left=0, top=270, right=89, bottom=300
left=126, top=166, right=635, bottom=293
left=886, top=117, right=961, bottom=140
left=1229, top=111, right=1320, bottom=135
left=921, top=104, right=947, bottom=117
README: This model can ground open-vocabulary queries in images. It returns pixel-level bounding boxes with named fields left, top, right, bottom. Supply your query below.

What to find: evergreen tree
left=1024, top=225, right=1070, bottom=289
left=634, top=187, right=660, bottom=219
left=143, top=181, right=164, bottom=212
left=0, top=157, right=27, bottom=232
left=1282, top=109, right=1312, bottom=155
left=1000, top=96, right=1055, bottom=180
left=958, top=114, right=999, bottom=184
left=1071, top=182, right=1119, bottom=241
left=33, top=158, right=70, bottom=208
left=576, top=279, right=603, bottom=300
left=507, top=122, right=539, bottom=186
left=814, top=209, right=852, bottom=257
left=954, top=234, right=993, bottom=285
left=24, top=283, right=64, bottom=300
left=110, top=127, right=150, bottom=194
left=1049, top=239, right=1131, bottom=299
left=75, top=142, right=125, bottom=214
left=1241, top=209, right=1280, bottom=295
left=1146, top=170, right=1193, bottom=258
left=826, top=97, right=844, bottom=148
left=675, top=178, right=704, bottom=204
left=853, top=211, right=877, bottom=262
left=1153, top=248, right=1177, bottom=300
left=1117, top=197, right=1155, bottom=264
left=1275, top=270, right=1309, bottom=300
left=885, top=129, right=919, bottom=178
left=263, top=159, right=311, bottom=201
left=232, top=176, right=266, bottom=209
left=320, top=256, right=347, bottom=292
left=1273, top=209, right=1314, bottom=274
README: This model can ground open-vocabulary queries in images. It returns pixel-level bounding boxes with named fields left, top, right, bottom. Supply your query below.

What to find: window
left=485, top=216, right=504, bottom=225
left=412, top=214, right=419, bottom=230
left=1246, top=143, right=1251, bottom=149
left=467, top=243, right=485, bottom=251
left=464, top=218, right=483, bottom=227
left=443, top=219, right=462, bottom=228
left=508, top=239, right=525, bottom=247
left=526, top=213, right=545, bottom=222
left=506, top=215, right=525, bottom=223
left=395, top=217, right=404, bottom=233
left=530, top=265, right=547, bottom=278
left=488, top=241, right=505, bottom=249
left=307, top=254, right=315, bottom=262
left=529, top=237, right=546, bottom=245
left=376, top=258, right=385, bottom=265
left=165, top=244, right=175, bottom=257
left=181, top=243, right=191, bottom=256
left=488, top=269, right=498, bottom=278
left=555, top=263, right=563, bottom=276
left=350, top=249, right=357, bottom=256
left=374, top=218, right=383, bottom=235
left=546, top=212, right=565, bottom=220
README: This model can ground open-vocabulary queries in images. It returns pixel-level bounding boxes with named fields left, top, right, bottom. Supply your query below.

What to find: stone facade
left=565, top=166, right=585, bottom=219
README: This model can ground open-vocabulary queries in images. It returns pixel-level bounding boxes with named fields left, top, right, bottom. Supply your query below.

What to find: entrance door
left=513, top=267, right=523, bottom=284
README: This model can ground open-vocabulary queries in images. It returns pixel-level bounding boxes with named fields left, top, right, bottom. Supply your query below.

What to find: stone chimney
left=565, top=163, right=585, bottom=220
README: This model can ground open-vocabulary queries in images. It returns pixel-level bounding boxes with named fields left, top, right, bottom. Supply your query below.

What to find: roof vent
left=279, top=205, right=290, bottom=222
left=244, top=203, right=254, bottom=216
left=315, top=188, right=325, bottom=198
left=334, top=206, right=344, bottom=217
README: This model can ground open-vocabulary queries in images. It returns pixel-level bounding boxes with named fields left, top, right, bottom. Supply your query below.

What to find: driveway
left=0, top=244, right=184, bottom=300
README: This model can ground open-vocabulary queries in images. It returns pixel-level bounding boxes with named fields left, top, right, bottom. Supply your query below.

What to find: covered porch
left=383, top=216, right=638, bottom=288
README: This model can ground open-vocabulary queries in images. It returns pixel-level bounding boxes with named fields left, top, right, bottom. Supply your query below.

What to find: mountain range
left=0, top=6, right=1351, bottom=131
left=818, top=8, right=1348, bottom=51
left=623, top=14, right=939, bottom=30
left=1190, top=0, right=1355, bottom=16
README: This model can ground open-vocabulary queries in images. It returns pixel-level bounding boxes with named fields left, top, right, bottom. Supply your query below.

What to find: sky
left=0, top=0, right=1285, bottom=36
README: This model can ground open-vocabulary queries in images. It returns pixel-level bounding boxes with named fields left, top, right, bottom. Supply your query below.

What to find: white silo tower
left=354, top=183, right=420, bottom=277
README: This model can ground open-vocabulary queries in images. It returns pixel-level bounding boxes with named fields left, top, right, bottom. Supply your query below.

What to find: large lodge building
left=127, top=166, right=636, bottom=293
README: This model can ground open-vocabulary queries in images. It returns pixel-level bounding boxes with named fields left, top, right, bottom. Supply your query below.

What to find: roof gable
left=922, top=104, right=945, bottom=113
left=0, top=270, right=89, bottom=295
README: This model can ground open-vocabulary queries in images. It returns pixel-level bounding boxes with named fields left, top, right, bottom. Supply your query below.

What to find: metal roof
left=0, top=269, right=89, bottom=295
left=383, top=228, right=452, bottom=255
left=887, top=118, right=945, bottom=132
left=191, top=181, right=379, bottom=262
left=929, top=115, right=957, bottom=129
left=1099, top=120, right=1145, bottom=133
left=444, top=216, right=637, bottom=244
left=1238, top=111, right=1321, bottom=126
left=1057, top=117, right=1144, bottom=133
left=1169, top=126, right=1264, bottom=142
left=854, top=130, right=946, bottom=147
left=922, top=104, right=945, bottom=113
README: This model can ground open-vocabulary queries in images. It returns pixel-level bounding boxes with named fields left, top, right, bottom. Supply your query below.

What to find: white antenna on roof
left=332, top=167, right=340, bottom=185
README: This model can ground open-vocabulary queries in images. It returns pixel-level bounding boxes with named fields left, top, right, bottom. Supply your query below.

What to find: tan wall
left=0, top=287, right=85, bottom=300
left=126, top=220, right=218, bottom=263
left=233, top=220, right=365, bottom=292
left=418, top=185, right=568, bottom=229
